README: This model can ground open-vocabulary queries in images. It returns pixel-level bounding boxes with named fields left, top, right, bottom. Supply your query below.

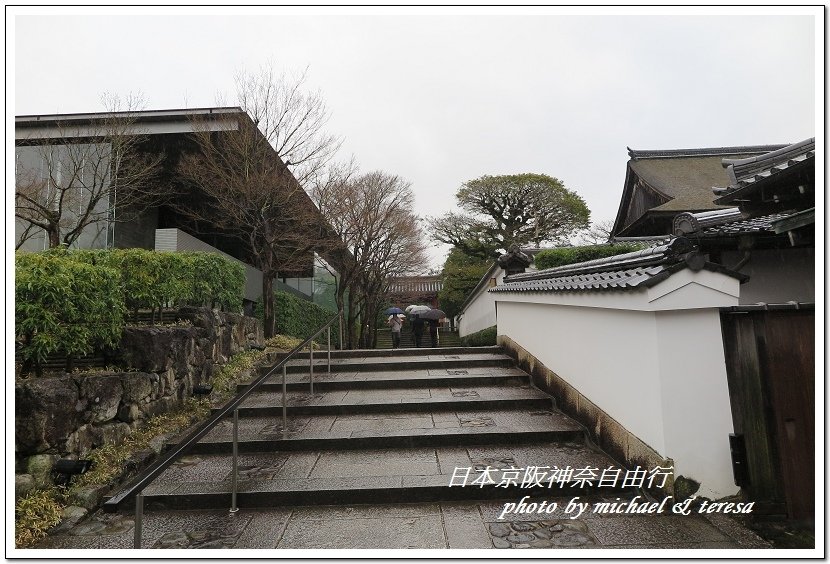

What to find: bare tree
left=577, top=219, right=615, bottom=245
left=234, top=64, right=341, bottom=185
left=175, top=68, right=343, bottom=337
left=15, top=93, right=163, bottom=248
left=312, top=171, right=428, bottom=348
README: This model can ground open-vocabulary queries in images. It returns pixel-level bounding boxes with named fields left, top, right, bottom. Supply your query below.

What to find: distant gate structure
left=386, top=275, right=442, bottom=308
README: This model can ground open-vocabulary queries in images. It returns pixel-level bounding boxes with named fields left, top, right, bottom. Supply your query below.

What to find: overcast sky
left=10, top=7, right=819, bottom=269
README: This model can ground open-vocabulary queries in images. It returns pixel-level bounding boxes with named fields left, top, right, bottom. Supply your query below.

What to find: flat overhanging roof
left=15, top=107, right=248, bottom=140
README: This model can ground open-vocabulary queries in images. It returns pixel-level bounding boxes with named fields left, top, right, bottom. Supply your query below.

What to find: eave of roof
left=713, top=138, right=815, bottom=205
left=627, top=145, right=787, bottom=160
left=15, top=107, right=245, bottom=125
left=771, top=207, right=815, bottom=234
left=491, top=237, right=746, bottom=294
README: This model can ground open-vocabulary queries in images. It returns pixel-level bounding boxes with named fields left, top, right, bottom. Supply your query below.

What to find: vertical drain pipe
left=282, top=365, right=288, bottom=439
left=134, top=492, right=144, bottom=549
left=230, top=409, right=239, bottom=513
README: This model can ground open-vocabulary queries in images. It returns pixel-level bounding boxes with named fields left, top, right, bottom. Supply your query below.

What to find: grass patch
left=15, top=487, right=67, bottom=548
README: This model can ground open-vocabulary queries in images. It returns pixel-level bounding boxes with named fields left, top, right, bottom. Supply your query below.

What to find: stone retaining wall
left=15, top=308, right=263, bottom=486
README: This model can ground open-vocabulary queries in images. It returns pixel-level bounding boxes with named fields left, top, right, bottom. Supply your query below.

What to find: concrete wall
left=495, top=269, right=741, bottom=498
left=155, top=228, right=264, bottom=302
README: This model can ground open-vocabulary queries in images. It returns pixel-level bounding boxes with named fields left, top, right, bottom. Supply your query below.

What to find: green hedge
left=257, top=290, right=340, bottom=347
left=533, top=243, right=646, bottom=270
left=15, top=252, right=125, bottom=373
left=460, top=325, right=497, bottom=347
left=45, top=248, right=245, bottom=312
left=15, top=249, right=246, bottom=373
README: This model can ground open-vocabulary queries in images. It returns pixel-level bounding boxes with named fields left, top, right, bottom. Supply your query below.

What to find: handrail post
left=338, top=312, right=344, bottom=352
left=327, top=326, right=332, bottom=375
left=282, top=365, right=288, bottom=439
left=309, top=341, right=315, bottom=395
left=230, top=409, right=239, bottom=513
left=133, top=491, right=144, bottom=549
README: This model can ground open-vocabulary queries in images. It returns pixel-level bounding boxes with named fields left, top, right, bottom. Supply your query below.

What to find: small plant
left=265, top=334, right=320, bottom=351
left=15, top=487, right=66, bottom=548
left=72, top=398, right=212, bottom=489
left=209, top=350, right=265, bottom=400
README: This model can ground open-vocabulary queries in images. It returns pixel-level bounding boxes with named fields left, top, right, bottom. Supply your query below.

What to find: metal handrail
left=103, top=310, right=342, bottom=547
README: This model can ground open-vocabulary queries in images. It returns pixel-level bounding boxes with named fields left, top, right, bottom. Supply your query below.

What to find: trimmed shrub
left=15, top=249, right=246, bottom=373
left=47, top=248, right=245, bottom=313
left=460, top=325, right=497, bottom=347
left=16, top=252, right=125, bottom=374
left=184, top=252, right=245, bottom=310
left=533, top=243, right=646, bottom=271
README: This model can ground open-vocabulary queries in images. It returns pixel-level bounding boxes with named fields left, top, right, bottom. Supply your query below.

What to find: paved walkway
left=33, top=347, right=771, bottom=552
left=37, top=498, right=769, bottom=550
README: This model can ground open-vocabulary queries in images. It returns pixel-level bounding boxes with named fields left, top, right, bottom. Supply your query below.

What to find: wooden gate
left=720, top=306, right=815, bottom=521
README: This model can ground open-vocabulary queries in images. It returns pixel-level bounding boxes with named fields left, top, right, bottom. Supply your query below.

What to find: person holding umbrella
left=419, top=308, right=446, bottom=348
left=405, top=305, right=430, bottom=348
left=412, top=314, right=425, bottom=348
left=385, top=307, right=406, bottom=349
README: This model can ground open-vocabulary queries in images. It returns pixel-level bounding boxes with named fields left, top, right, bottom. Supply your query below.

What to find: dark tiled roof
left=713, top=138, right=815, bottom=201
left=491, top=264, right=679, bottom=293
left=614, top=146, right=786, bottom=238
left=387, top=276, right=443, bottom=294
left=674, top=207, right=797, bottom=238
left=627, top=145, right=786, bottom=160
left=491, top=237, right=744, bottom=294
left=698, top=212, right=794, bottom=237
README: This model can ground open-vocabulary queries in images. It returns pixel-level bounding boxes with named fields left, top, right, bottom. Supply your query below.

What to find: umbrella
left=406, top=305, right=431, bottom=314
left=385, top=307, right=405, bottom=315
left=419, top=308, right=446, bottom=320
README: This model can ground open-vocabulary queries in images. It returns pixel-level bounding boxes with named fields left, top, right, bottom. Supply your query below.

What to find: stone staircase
left=376, top=327, right=462, bottom=349
left=40, top=347, right=766, bottom=549
left=136, top=347, right=626, bottom=513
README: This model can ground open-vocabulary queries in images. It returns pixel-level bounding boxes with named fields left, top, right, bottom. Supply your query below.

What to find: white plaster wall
left=495, top=271, right=742, bottom=497
left=720, top=248, right=814, bottom=304
left=458, top=269, right=505, bottom=337
left=496, top=300, right=666, bottom=453
left=655, top=309, right=739, bottom=498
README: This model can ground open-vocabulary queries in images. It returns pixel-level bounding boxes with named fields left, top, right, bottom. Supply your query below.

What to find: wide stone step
left=177, top=425, right=583, bottom=454
left=137, top=442, right=623, bottom=509
left=266, top=346, right=504, bottom=361
left=186, top=405, right=581, bottom=452
left=218, top=384, right=552, bottom=417
left=241, top=367, right=531, bottom=393
left=263, top=354, right=514, bottom=375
